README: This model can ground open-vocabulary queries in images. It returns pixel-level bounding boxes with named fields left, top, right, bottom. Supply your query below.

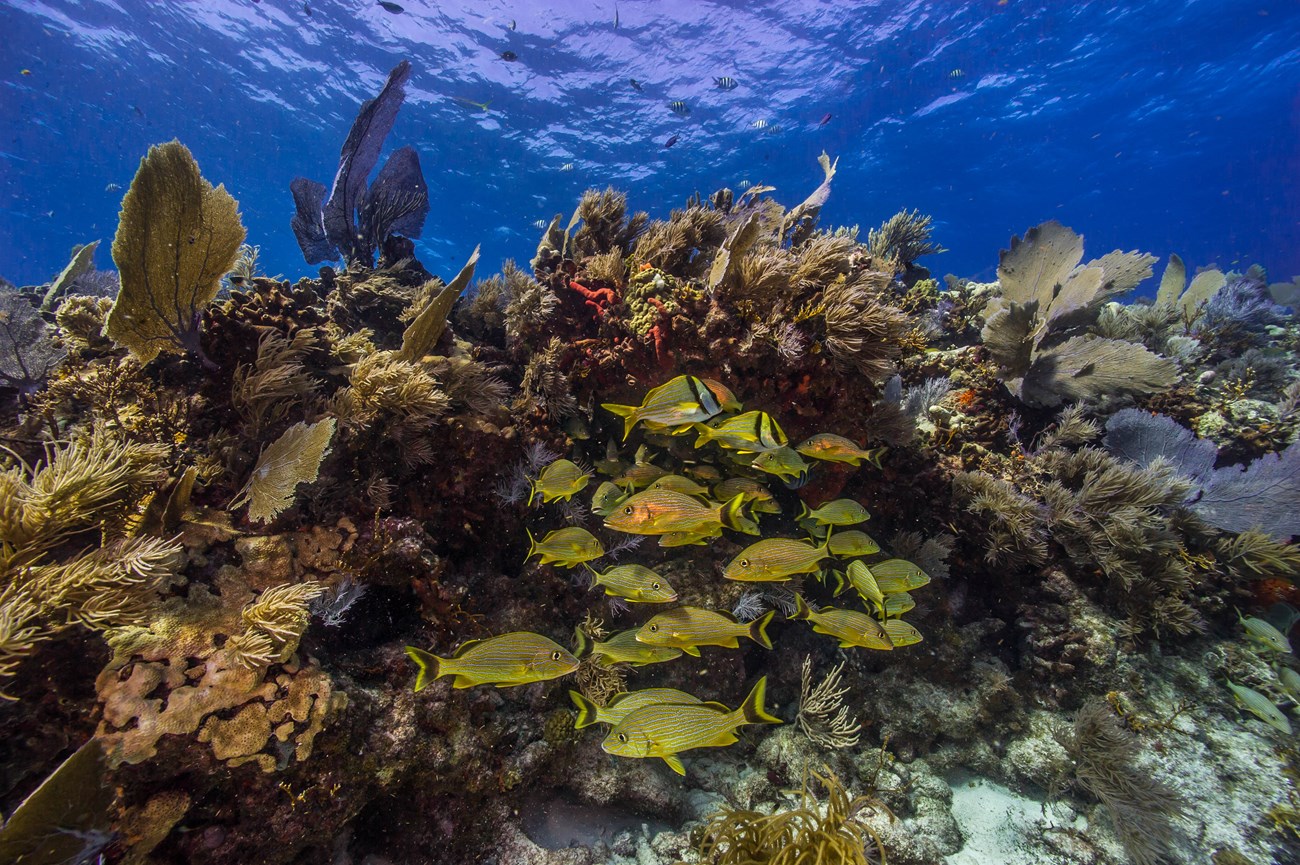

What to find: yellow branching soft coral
left=106, top=140, right=246, bottom=364
left=229, top=581, right=326, bottom=669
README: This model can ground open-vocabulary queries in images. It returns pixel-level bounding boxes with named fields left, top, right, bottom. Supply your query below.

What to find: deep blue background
left=2, top=0, right=1298, bottom=289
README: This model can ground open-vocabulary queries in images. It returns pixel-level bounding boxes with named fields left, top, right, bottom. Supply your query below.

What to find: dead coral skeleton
left=797, top=655, right=862, bottom=750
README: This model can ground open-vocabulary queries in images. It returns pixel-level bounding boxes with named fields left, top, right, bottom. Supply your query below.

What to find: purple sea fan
left=1197, top=274, right=1289, bottom=349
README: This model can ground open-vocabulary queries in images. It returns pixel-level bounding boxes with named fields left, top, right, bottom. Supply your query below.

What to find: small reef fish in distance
left=405, top=632, right=579, bottom=689
left=664, top=134, right=679, bottom=149
left=530, top=457, right=592, bottom=505
left=630, top=78, right=643, bottom=91
left=576, top=628, right=683, bottom=667
left=949, top=68, right=965, bottom=78
left=751, top=119, right=768, bottom=129
left=798, top=498, right=870, bottom=527
left=635, top=606, right=775, bottom=655
left=569, top=687, right=712, bottom=729
left=584, top=562, right=677, bottom=603
left=819, top=113, right=833, bottom=126
left=21, top=69, right=32, bottom=75
left=1237, top=610, right=1292, bottom=654
left=714, top=76, right=738, bottom=90
left=602, top=375, right=724, bottom=439
left=669, top=100, right=690, bottom=116
left=378, top=1, right=403, bottom=12
left=501, top=50, right=519, bottom=62
left=795, top=433, right=885, bottom=467
left=723, top=534, right=832, bottom=582
left=559, top=163, right=575, bottom=172
left=792, top=595, right=893, bottom=650
left=105, top=183, right=121, bottom=192
left=525, top=526, right=604, bottom=568
left=533, top=219, right=547, bottom=230
left=601, top=677, right=781, bottom=775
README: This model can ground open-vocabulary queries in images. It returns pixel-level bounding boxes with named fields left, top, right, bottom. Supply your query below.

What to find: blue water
left=2, top=0, right=1298, bottom=287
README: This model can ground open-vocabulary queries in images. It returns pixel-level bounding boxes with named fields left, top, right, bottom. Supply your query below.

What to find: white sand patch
left=944, top=771, right=1080, bottom=865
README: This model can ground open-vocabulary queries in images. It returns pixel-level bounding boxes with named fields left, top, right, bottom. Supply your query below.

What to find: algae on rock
left=107, top=140, right=245, bottom=365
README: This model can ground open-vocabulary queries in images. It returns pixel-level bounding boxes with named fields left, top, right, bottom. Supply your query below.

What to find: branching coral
left=632, top=205, right=727, bottom=277
left=570, top=187, right=648, bottom=258
left=232, top=418, right=336, bottom=524
left=797, top=655, right=861, bottom=750
left=1058, top=699, right=1185, bottom=865
left=866, top=209, right=946, bottom=272
left=106, top=140, right=245, bottom=366
left=231, top=329, right=321, bottom=440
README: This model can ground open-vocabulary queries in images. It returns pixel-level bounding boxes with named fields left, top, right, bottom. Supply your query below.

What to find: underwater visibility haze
left=2, top=1, right=1300, bottom=864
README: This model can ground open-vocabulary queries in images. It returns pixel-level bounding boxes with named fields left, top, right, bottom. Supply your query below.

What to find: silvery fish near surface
left=795, top=433, right=886, bottom=468
left=869, top=559, right=932, bottom=594
left=792, top=594, right=893, bottom=650
left=405, top=632, right=579, bottom=689
left=525, top=526, right=605, bottom=568
left=1238, top=611, right=1292, bottom=654
left=576, top=627, right=684, bottom=667
left=714, top=76, right=738, bottom=90
left=569, top=687, right=712, bottom=729
left=750, top=445, right=810, bottom=482
left=669, top=100, right=691, bottom=116
left=585, top=562, right=677, bottom=603
left=602, top=375, right=723, bottom=440
left=723, top=535, right=832, bottom=582
left=692, top=411, right=787, bottom=452
left=636, top=606, right=775, bottom=655
left=826, top=529, right=880, bottom=558
left=600, top=677, right=781, bottom=775
left=799, top=498, right=871, bottom=527
left=1226, top=680, right=1292, bottom=734
left=530, top=457, right=592, bottom=505
left=604, top=488, right=756, bottom=544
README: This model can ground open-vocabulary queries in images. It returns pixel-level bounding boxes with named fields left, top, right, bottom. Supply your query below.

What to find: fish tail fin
left=820, top=525, right=834, bottom=553
left=866, top=447, right=886, bottom=470
left=830, top=569, right=847, bottom=596
left=601, top=403, right=639, bottom=440
left=796, top=500, right=811, bottom=522
left=569, top=690, right=599, bottom=728
left=791, top=594, right=812, bottom=621
left=749, top=610, right=775, bottom=649
left=404, top=646, right=442, bottom=692
left=692, top=423, right=714, bottom=448
left=719, top=493, right=758, bottom=534
left=573, top=626, right=590, bottom=657
left=737, top=676, right=782, bottom=725
left=527, top=479, right=538, bottom=507
left=525, top=527, right=538, bottom=561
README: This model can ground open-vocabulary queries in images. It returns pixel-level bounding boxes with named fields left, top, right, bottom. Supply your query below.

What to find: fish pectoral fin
left=682, top=645, right=702, bottom=657
left=662, top=755, right=686, bottom=775
left=451, top=675, right=478, bottom=688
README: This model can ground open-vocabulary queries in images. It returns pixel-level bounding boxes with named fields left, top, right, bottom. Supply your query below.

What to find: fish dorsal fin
left=700, top=701, right=730, bottom=712
left=662, top=754, right=686, bottom=775
left=450, top=639, right=483, bottom=658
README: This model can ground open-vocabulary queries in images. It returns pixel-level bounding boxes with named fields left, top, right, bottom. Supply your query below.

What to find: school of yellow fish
left=406, top=375, right=931, bottom=774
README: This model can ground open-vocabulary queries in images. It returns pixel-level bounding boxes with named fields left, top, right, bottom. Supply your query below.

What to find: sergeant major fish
left=405, top=632, right=579, bottom=689
left=601, top=677, right=781, bottom=774
left=636, top=606, right=775, bottom=655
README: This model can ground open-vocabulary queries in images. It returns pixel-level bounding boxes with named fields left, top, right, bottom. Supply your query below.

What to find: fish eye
left=741, top=559, right=750, bottom=568
left=649, top=624, right=658, bottom=632
left=551, top=651, right=562, bottom=661
left=618, top=733, right=627, bottom=742
left=623, top=506, right=633, bottom=515
left=652, top=582, right=660, bottom=590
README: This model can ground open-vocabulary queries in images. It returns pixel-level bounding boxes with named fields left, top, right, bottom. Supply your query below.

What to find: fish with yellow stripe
left=600, top=677, right=782, bottom=774
left=525, top=527, right=605, bottom=568
left=405, top=632, right=579, bottom=689
left=692, top=411, right=787, bottom=452
left=750, top=445, right=810, bottom=483
left=868, top=559, right=931, bottom=593
left=576, top=626, right=683, bottom=666
left=529, top=458, right=592, bottom=505
left=798, top=498, right=870, bottom=527
left=602, top=375, right=725, bottom=440
left=795, top=433, right=886, bottom=468
left=584, top=562, right=677, bottom=603
left=604, top=488, right=758, bottom=545
left=635, top=606, right=775, bottom=655
left=569, top=687, right=714, bottom=729
left=723, top=534, right=833, bottom=582
left=791, top=595, right=893, bottom=650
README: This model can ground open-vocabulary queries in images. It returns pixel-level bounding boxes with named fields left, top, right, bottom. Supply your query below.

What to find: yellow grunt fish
left=795, top=433, right=886, bottom=468
left=713, top=477, right=781, bottom=514
left=525, top=526, right=605, bottom=568
left=576, top=627, right=684, bottom=667
left=569, top=687, right=713, bottom=729
left=692, top=411, right=787, bottom=453
left=584, top=562, right=678, bottom=603
left=838, top=559, right=884, bottom=610
left=869, top=559, right=931, bottom=593
left=405, top=632, right=579, bottom=689
left=530, top=458, right=592, bottom=505
left=591, top=480, right=630, bottom=516
left=647, top=474, right=712, bottom=497
left=604, top=489, right=757, bottom=541
left=883, top=592, right=916, bottom=618
left=826, top=530, right=880, bottom=558
left=751, top=446, right=810, bottom=482
left=612, top=462, right=670, bottom=489
left=1237, top=610, right=1292, bottom=654
left=723, top=535, right=832, bottom=582
left=602, top=375, right=724, bottom=440
left=1227, top=680, right=1292, bottom=734
left=792, top=595, right=893, bottom=650
left=701, top=378, right=743, bottom=413
left=799, top=498, right=870, bottom=526
left=601, top=677, right=781, bottom=774
left=883, top=619, right=922, bottom=647
left=636, top=606, right=775, bottom=655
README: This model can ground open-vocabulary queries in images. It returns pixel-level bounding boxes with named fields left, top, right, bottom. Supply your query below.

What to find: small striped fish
left=795, top=433, right=886, bottom=468
left=569, top=687, right=712, bottom=729
left=1238, top=611, right=1292, bottom=653
left=647, top=474, right=711, bottom=497
left=750, top=445, right=809, bottom=482
left=525, top=526, right=605, bottom=568
left=669, top=100, right=691, bottom=116
left=714, top=76, right=738, bottom=90
left=714, top=477, right=781, bottom=514
left=530, top=458, right=592, bottom=505
left=693, top=410, right=787, bottom=453
left=870, top=559, right=931, bottom=593
left=601, top=677, right=781, bottom=774
left=636, top=606, right=774, bottom=655
left=591, top=480, right=630, bottom=516
left=799, top=498, right=870, bottom=527
left=602, top=375, right=722, bottom=439
left=585, top=563, right=677, bottom=603
left=839, top=559, right=883, bottom=610
left=723, top=535, right=831, bottom=582
left=883, top=592, right=916, bottom=618
left=792, top=595, right=892, bottom=650
left=827, top=530, right=880, bottom=558
left=405, top=632, right=578, bottom=689
left=577, top=627, right=683, bottom=667
left=604, top=489, right=754, bottom=542
left=884, top=619, right=922, bottom=647
left=1227, top=680, right=1292, bottom=734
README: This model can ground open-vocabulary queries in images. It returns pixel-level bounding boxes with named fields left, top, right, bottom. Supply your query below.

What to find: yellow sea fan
left=232, top=418, right=336, bottom=524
